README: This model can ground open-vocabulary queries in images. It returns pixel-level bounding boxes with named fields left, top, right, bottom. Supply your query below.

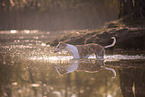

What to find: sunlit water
left=0, top=30, right=145, bottom=97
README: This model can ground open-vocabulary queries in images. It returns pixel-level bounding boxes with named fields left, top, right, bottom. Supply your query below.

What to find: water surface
left=0, top=30, right=145, bottom=97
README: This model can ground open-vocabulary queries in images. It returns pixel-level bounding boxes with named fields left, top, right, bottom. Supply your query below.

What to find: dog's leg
left=95, top=52, right=102, bottom=59
left=102, top=50, right=105, bottom=59
left=97, top=55, right=102, bottom=59
left=96, top=50, right=104, bottom=59
left=83, top=54, right=90, bottom=59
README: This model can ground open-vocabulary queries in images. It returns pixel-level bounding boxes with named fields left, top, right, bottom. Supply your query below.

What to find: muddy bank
left=47, top=21, right=145, bottom=50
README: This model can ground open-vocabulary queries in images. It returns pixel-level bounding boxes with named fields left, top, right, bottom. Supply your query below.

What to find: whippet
left=54, top=37, right=116, bottom=59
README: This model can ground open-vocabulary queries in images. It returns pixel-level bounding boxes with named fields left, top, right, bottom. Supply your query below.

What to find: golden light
left=10, top=30, right=17, bottom=34
left=29, top=56, right=73, bottom=63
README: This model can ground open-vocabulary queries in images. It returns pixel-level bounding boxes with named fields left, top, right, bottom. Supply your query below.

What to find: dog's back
left=76, top=43, right=104, bottom=58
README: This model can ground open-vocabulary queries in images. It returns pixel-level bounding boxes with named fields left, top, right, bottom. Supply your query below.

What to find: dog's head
left=54, top=42, right=67, bottom=53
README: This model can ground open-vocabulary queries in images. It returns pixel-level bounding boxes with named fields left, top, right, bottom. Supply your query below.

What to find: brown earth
left=47, top=20, right=145, bottom=51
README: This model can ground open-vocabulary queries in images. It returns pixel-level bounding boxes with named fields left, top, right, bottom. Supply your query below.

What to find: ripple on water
left=105, top=54, right=145, bottom=61
left=29, top=55, right=73, bottom=63
left=27, top=54, right=145, bottom=63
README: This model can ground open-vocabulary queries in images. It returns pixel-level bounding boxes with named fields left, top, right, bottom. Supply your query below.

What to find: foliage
left=0, top=0, right=118, bottom=31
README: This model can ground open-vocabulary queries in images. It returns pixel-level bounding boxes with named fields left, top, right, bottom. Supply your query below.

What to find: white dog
left=54, top=37, right=116, bottom=59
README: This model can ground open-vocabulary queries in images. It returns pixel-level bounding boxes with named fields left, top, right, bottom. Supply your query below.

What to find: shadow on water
left=0, top=30, right=145, bottom=97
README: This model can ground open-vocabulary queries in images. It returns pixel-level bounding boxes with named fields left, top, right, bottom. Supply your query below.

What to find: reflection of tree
left=119, top=67, right=145, bottom=97
left=75, top=71, right=95, bottom=97
left=65, top=73, right=71, bottom=97
left=0, top=53, right=13, bottom=97
left=28, top=64, right=37, bottom=97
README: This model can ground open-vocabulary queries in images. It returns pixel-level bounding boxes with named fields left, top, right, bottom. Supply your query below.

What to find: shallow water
left=0, top=30, right=145, bottom=97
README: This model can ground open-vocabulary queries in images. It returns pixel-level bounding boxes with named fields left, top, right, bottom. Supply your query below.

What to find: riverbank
left=47, top=19, right=145, bottom=50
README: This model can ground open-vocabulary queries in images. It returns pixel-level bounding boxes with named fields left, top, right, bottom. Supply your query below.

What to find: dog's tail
left=105, top=67, right=116, bottom=78
left=104, top=37, right=116, bottom=48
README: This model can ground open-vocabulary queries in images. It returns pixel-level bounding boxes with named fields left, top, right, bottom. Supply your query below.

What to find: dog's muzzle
left=54, top=49, right=59, bottom=53
left=54, top=50, right=57, bottom=53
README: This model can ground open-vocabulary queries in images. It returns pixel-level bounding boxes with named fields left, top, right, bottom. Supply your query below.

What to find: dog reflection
left=55, top=59, right=116, bottom=78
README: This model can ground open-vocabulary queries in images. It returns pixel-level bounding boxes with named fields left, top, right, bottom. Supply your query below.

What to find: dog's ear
left=59, top=42, right=67, bottom=47
left=59, top=41, right=65, bottom=44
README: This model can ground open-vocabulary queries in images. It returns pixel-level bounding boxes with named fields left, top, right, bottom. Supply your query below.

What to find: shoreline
left=47, top=20, right=145, bottom=51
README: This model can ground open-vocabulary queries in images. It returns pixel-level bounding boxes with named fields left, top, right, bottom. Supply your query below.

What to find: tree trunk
left=118, top=0, right=145, bottom=18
